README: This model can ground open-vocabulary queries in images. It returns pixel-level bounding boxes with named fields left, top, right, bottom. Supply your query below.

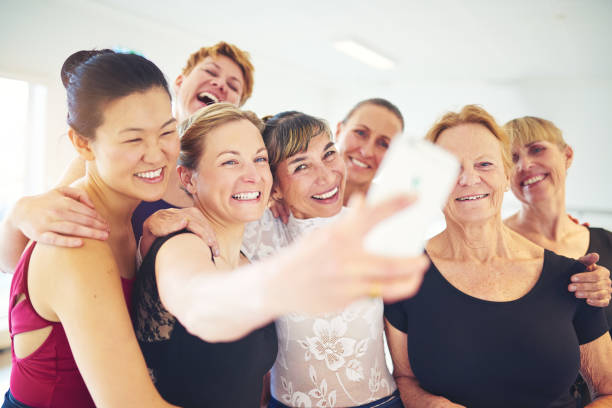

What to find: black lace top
left=132, top=230, right=278, bottom=407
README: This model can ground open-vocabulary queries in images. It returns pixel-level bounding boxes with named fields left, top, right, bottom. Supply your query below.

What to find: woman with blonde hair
left=503, top=115, right=612, bottom=405
left=385, top=105, right=612, bottom=408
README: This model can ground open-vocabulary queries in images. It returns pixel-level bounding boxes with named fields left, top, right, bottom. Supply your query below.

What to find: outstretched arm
left=157, top=195, right=430, bottom=343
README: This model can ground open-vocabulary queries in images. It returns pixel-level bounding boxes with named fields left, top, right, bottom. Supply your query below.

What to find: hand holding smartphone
left=364, top=136, right=459, bottom=257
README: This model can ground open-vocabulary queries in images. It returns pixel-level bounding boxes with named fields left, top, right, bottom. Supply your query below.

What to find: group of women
left=0, top=41, right=611, bottom=408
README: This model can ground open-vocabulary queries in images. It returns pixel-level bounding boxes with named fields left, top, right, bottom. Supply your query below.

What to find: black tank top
left=132, top=230, right=277, bottom=407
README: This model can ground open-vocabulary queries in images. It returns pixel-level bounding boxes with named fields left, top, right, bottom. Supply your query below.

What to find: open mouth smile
left=196, top=92, right=219, bottom=106
left=312, top=186, right=339, bottom=201
left=521, top=174, right=547, bottom=187
left=456, top=193, right=489, bottom=202
left=232, top=191, right=261, bottom=201
left=134, top=167, right=164, bottom=182
left=349, top=156, right=371, bottom=169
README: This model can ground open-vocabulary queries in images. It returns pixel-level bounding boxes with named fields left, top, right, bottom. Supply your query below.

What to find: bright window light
left=334, top=40, right=396, bottom=70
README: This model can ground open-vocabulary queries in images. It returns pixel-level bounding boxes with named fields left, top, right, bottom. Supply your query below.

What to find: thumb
left=577, top=252, right=599, bottom=268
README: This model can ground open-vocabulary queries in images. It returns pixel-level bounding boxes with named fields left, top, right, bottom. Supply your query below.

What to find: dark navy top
left=384, top=250, right=608, bottom=408
left=131, top=199, right=177, bottom=243
left=132, top=230, right=278, bottom=408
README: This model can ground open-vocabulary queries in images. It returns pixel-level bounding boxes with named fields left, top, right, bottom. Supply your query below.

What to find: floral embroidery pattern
left=303, top=317, right=356, bottom=371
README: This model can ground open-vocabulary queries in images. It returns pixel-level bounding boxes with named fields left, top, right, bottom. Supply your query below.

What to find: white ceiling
left=86, top=0, right=612, bottom=82
left=1, top=0, right=611, bottom=218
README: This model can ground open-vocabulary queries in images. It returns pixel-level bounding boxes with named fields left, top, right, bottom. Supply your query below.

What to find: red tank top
left=8, top=242, right=134, bottom=407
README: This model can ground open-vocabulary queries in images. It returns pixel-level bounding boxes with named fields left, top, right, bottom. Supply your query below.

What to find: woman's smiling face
left=273, top=132, right=347, bottom=220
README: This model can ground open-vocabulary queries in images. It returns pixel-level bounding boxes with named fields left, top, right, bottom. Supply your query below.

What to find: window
left=0, top=76, right=47, bottom=350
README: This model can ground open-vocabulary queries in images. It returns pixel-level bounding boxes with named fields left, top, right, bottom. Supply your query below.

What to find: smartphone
left=364, top=136, right=459, bottom=257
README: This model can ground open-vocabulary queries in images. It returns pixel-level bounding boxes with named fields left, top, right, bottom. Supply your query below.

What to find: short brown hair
left=425, top=104, right=512, bottom=173
left=181, top=42, right=254, bottom=106
left=262, top=111, right=332, bottom=174
left=503, top=116, right=567, bottom=150
left=178, top=103, right=263, bottom=170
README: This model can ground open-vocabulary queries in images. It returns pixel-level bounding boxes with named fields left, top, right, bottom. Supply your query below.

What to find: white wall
left=1, top=0, right=611, bottom=229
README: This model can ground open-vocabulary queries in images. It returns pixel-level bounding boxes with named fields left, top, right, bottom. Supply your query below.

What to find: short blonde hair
left=178, top=103, right=263, bottom=170
left=182, top=42, right=254, bottom=106
left=503, top=116, right=567, bottom=150
left=425, top=104, right=512, bottom=173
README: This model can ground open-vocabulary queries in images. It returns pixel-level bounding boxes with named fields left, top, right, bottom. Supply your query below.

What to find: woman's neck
left=77, top=170, right=139, bottom=231
left=161, top=169, right=194, bottom=208
left=511, top=188, right=576, bottom=241
left=343, top=180, right=370, bottom=206
left=196, top=207, right=246, bottom=268
left=430, top=215, right=517, bottom=263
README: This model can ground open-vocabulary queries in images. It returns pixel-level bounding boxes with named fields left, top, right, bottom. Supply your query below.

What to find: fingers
left=58, top=186, right=96, bottom=209
left=57, top=207, right=109, bottom=233
left=51, top=221, right=109, bottom=241
left=576, top=252, right=600, bottom=267
left=64, top=197, right=107, bottom=225
left=349, top=194, right=418, bottom=236
left=279, top=203, right=290, bottom=225
left=38, top=231, right=84, bottom=248
left=269, top=201, right=291, bottom=224
left=184, top=219, right=220, bottom=257
left=571, top=267, right=610, bottom=283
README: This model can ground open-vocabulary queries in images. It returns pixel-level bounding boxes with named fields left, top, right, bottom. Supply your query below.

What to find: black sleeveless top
left=132, top=230, right=278, bottom=407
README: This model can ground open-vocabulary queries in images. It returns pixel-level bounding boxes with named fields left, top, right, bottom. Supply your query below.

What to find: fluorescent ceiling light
left=334, top=40, right=395, bottom=70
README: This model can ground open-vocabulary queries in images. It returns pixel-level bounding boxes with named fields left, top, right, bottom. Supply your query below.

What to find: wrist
left=8, top=195, right=31, bottom=232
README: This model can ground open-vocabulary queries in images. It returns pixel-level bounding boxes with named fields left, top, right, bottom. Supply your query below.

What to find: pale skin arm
left=384, top=319, right=465, bottom=408
left=0, top=156, right=107, bottom=273
left=581, top=333, right=612, bottom=407
left=155, top=195, right=429, bottom=343
left=28, top=239, right=177, bottom=408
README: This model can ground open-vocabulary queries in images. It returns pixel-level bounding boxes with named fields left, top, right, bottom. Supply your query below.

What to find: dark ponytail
left=61, top=49, right=170, bottom=139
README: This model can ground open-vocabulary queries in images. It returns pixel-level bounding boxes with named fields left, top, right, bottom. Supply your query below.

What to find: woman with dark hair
left=0, top=41, right=255, bottom=274
left=4, top=49, right=181, bottom=407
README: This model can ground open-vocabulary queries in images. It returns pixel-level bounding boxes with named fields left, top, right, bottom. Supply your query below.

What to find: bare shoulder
left=28, top=238, right=120, bottom=320
left=29, top=238, right=119, bottom=304
left=155, top=232, right=216, bottom=275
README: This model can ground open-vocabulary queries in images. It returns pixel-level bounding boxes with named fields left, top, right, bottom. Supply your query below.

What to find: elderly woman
left=503, top=116, right=612, bottom=405
left=384, top=105, right=612, bottom=408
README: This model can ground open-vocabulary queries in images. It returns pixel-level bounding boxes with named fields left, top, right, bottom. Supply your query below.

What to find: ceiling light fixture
left=334, top=40, right=396, bottom=70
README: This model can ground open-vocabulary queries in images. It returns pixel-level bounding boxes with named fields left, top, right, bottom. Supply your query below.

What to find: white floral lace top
left=242, top=209, right=397, bottom=408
